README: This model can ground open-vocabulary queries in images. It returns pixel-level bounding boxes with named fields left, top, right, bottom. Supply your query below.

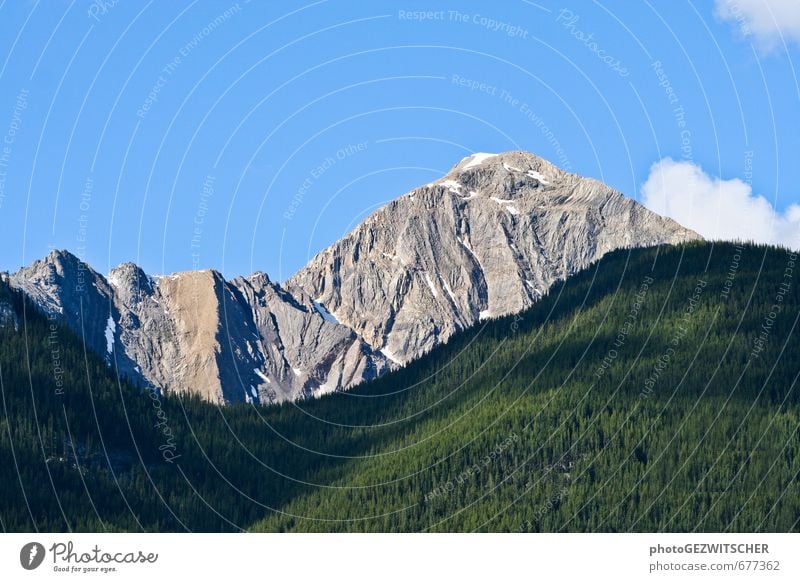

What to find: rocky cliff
left=9, top=150, right=700, bottom=402
left=289, top=151, right=701, bottom=363
left=10, top=252, right=387, bottom=403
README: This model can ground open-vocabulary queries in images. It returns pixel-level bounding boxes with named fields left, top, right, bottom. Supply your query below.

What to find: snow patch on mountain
left=461, top=152, right=498, bottom=170
left=313, top=300, right=339, bottom=324
left=104, top=315, right=116, bottom=354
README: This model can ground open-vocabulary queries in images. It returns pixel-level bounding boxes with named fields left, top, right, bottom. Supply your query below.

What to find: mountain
left=10, top=249, right=118, bottom=359
left=9, top=251, right=387, bottom=404
left=290, top=150, right=700, bottom=364
left=2, top=242, right=798, bottom=532
left=8, top=150, right=699, bottom=402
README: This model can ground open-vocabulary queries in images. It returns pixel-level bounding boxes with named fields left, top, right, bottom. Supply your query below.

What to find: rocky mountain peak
left=430, top=150, right=564, bottom=200
left=9, top=150, right=701, bottom=403
left=44, top=247, right=82, bottom=265
left=12, top=248, right=111, bottom=313
left=290, top=149, right=701, bottom=364
left=244, top=271, right=272, bottom=286
left=11, top=249, right=387, bottom=404
left=21, top=248, right=88, bottom=283
left=451, top=150, right=561, bottom=178
left=108, top=262, right=154, bottom=298
left=10, top=249, right=116, bottom=360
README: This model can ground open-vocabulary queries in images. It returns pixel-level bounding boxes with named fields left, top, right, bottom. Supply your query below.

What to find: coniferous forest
left=1, top=241, right=799, bottom=532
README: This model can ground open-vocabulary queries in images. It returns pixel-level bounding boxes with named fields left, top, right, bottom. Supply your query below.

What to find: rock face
left=0, top=273, right=19, bottom=330
left=9, top=150, right=701, bottom=402
left=10, top=250, right=119, bottom=358
left=10, top=253, right=387, bottom=404
left=289, top=151, right=701, bottom=363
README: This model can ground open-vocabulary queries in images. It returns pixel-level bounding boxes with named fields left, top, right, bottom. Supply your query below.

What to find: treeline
left=1, top=241, right=798, bottom=532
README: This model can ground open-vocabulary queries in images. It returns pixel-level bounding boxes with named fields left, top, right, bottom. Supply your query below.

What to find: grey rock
left=230, top=273, right=388, bottom=402
left=10, top=250, right=119, bottom=359
left=0, top=272, right=18, bottom=330
left=10, top=150, right=701, bottom=403
left=289, top=150, right=701, bottom=363
left=105, top=262, right=388, bottom=403
left=10, top=251, right=387, bottom=404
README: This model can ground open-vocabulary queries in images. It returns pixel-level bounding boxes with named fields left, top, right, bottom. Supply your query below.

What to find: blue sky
left=0, top=0, right=798, bottom=280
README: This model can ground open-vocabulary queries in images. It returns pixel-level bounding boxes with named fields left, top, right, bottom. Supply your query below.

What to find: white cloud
left=642, top=158, right=800, bottom=249
left=715, top=0, right=800, bottom=51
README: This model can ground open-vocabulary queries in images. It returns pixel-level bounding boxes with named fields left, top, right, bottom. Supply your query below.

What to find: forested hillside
left=1, top=241, right=799, bottom=532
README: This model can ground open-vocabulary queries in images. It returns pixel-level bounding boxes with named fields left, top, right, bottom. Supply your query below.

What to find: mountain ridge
left=289, top=150, right=700, bottom=363
left=7, top=150, right=701, bottom=402
left=9, top=248, right=388, bottom=404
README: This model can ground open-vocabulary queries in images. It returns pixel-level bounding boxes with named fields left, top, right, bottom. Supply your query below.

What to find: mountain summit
left=9, top=151, right=700, bottom=402
left=290, top=150, right=701, bottom=364
left=10, top=251, right=387, bottom=404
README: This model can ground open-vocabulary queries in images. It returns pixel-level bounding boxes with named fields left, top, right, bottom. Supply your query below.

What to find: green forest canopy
left=1, top=241, right=798, bottom=532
